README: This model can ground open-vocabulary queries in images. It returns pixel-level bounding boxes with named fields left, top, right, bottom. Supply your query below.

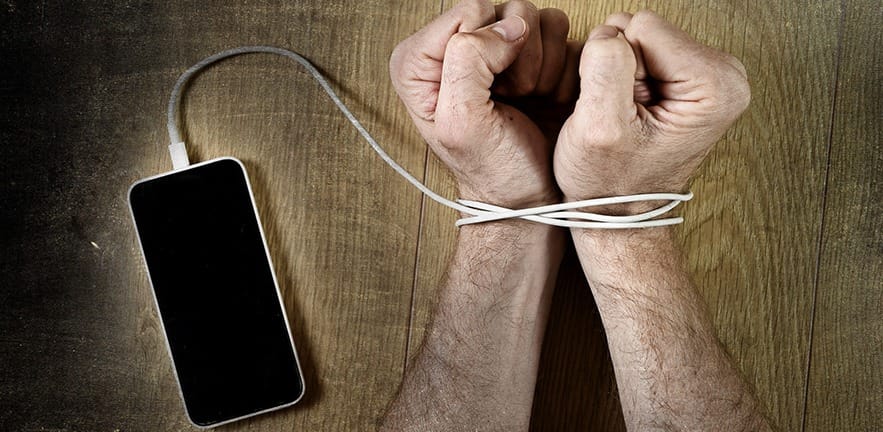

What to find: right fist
left=389, top=0, right=576, bottom=209
left=554, top=11, right=750, bottom=210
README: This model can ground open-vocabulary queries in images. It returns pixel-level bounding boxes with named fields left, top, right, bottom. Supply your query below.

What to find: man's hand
left=555, top=11, right=771, bottom=431
left=554, top=11, right=750, bottom=208
left=389, top=0, right=574, bottom=208
left=382, top=1, right=569, bottom=430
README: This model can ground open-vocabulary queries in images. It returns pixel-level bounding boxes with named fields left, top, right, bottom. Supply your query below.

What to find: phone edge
left=127, top=156, right=306, bottom=429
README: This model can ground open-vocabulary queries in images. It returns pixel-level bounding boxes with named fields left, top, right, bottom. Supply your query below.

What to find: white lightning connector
left=168, top=141, right=190, bottom=170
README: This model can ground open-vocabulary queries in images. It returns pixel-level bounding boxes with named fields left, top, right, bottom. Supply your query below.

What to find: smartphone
left=128, top=157, right=304, bottom=428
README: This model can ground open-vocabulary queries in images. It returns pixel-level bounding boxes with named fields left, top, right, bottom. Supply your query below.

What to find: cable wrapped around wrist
left=166, top=46, right=692, bottom=229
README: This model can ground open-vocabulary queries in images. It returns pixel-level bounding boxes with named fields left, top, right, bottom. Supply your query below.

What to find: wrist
left=563, top=182, right=691, bottom=216
left=459, top=183, right=560, bottom=210
left=565, top=194, right=669, bottom=216
left=450, top=218, right=565, bottom=303
left=573, top=224, right=675, bottom=249
left=572, top=226, right=682, bottom=294
left=457, top=218, right=564, bottom=250
left=457, top=218, right=566, bottom=268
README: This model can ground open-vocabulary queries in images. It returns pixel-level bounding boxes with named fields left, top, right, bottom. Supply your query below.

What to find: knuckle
left=519, top=78, right=538, bottom=94
left=722, top=53, right=748, bottom=78
left=534, top=80, right=555, bottom=95
left=542, top=7, right=568, bottom=21
left=606, top=11, right=633, bottom=22
left=389, top=34, right=432, bottom=83
left=444, top=34, right=494, bottom=73
left=540, top=8, right=570, bottom=35
left=728, top=74, right=751, bottom=114
left=445, top=32, right=478, bottom=57
left=458, top=0, right=494, bottom=18
left=508, top=0, right=538, bottom=14
left=722, top=56, right=751, bottom=111
left=583, top=31, right=631, bottom=55
left=629, top=9, right=662, bottom=31
left=705, top=54, right=751, bottom=114
left=581, top=38, right=635, bottom=75
left=509, top=73, right=538, bottom=94
left=388, top=42, right=407, bottom=82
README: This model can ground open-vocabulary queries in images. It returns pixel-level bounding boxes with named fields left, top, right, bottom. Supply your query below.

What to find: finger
left=389, top=0, right=495, bottom=123
left=534, top=8, right=570, bottom=95
left=575, top=25, right=638, bottom=121
left=553, top=39, right=582, bottom=105
left=623, top=10, right=727, bottom=89
left=623, top=10, right=749, bottom=117
left=604, top=12, right=653, bottom=104
left=436, top=15, right=529, bottom=146
left=493, top=0, right=542, bottom=95
left=396, top=0, right=495, bottom=65
left=603, top=11, right=632, bottom=31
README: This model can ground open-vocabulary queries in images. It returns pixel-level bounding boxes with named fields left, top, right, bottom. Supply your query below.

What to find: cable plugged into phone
left=165, top=46, right=693, bottom=229
left=169, top=141, right=190, bottom=170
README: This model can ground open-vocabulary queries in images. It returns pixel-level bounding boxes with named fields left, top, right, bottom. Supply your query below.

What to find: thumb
left=435, top=15, right=528, bottom=142
left=575, top=25, right=638, bottom=123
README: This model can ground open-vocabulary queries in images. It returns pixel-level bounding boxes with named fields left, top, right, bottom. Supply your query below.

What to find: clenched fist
left=389, top=0, right=577, bottom=209
left=555, top=11, right=750, bottom=211
left=382, top=5, right=767, bottom=431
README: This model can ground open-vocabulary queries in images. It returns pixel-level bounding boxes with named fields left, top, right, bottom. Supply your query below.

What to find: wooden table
left=1, top=1, right=879, bottom=430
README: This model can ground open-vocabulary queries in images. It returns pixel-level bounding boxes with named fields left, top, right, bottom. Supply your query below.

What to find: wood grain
left=667, top=2, right=840, bottom=431
left=2, top=0, right=881, bottom=431
left=804, top=1, right=883, bottom=431
left=147, top=2, right=443, bottom=430
left=1, top=0, right=440, bottom=430
left=0, top=3, right=205, bottom=430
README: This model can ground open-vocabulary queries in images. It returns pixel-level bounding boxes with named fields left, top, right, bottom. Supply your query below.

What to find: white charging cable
left=166, top=46, right=692, bottom=228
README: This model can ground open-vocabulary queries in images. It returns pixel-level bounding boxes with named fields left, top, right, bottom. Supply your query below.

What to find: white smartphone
left=128, top=157, right=304, bottom=428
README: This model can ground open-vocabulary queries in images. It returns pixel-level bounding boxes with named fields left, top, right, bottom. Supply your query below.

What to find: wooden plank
left=805, top=1, right=883, bottom=430
left=0, top=3, right=199, bottom=430
left=0, top=0, right=440, bottom=430
left=134, top=2, right=445, bottom=430
left=655, top=2, right=838, bottom=430
left=408, top=1, right=839, bottom=431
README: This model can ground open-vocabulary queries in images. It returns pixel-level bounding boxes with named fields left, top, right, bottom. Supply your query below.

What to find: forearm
left=382, top=221, right=565, bottom=431
left=573, top=228, right=771, bottom=431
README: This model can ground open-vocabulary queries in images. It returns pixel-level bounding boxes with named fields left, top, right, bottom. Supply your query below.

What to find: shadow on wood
left=530, top=240, right=626, bottom=431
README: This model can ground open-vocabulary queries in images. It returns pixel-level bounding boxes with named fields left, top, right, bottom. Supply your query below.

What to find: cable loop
left=167, top=46, right=692, bottom=229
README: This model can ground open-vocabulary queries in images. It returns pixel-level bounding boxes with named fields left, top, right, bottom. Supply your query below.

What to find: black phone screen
left=129, top=158, right=303, bottom=426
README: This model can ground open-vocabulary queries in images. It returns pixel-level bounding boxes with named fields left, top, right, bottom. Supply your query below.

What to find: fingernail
left=492, top=16, right=526, bottom=42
